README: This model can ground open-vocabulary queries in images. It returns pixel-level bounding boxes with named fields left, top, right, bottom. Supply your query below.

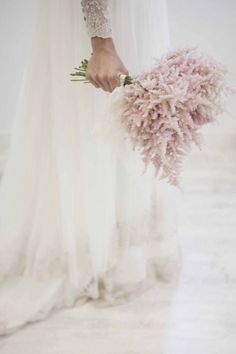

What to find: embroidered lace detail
left=81, top=0, right=112, bottom=38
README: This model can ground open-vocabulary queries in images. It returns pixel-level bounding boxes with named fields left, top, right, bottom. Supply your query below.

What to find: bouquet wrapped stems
left=70, top=47, right=234, bottom=186
left=70, top=59, right=133, bottom=86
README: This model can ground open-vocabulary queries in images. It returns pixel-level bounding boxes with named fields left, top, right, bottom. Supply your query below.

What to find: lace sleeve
left=81, top=0, right=112, bottom=38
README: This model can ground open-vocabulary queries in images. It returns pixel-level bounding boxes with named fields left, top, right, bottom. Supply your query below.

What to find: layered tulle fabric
left=0, top=0, right=181, bottom=335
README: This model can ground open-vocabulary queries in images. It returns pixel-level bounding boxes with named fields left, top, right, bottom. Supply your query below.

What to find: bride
left=0, top=0, right=181, bottom=335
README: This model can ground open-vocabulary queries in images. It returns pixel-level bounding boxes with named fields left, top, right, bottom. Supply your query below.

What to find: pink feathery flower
left=120, top=47, right=234, bottom=185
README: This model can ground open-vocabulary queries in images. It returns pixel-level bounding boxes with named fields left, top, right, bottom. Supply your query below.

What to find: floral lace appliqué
left=81, top=0, right=112, bottom=38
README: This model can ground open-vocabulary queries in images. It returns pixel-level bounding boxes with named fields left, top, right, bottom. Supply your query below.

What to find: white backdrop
left=0, top=0, right=38, bottom=131
left=0, top=0, right=235, bottom=131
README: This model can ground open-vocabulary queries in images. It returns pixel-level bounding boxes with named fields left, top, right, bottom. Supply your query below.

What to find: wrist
left=91, top=37, right=116, bottom=54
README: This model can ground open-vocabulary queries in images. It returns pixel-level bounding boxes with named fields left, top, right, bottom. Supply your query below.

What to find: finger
left=89, top=77, right=100, bottom=88
left=88, top=73, right=112, bottom=92
left=101, top=80, right=111, bottom=92
left=91, top=79, right=100, bottom=88
left=105, top=73, right=116, bottom=92
left=106, top=77, right=114, bottom=92
left=87, top=73, right=100, bottom=89
left=110, top=73, right=120, bottom=91
left=96, top=75, right=111, bottom=92
left=106, top=72, right=121, bottom=92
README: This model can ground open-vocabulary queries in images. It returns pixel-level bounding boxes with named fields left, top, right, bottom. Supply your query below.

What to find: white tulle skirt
left=0, top=0, right=181, bottom=335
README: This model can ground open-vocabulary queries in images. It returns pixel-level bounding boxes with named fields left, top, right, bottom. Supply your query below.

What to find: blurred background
left=0, top=1, right=235, bottom=353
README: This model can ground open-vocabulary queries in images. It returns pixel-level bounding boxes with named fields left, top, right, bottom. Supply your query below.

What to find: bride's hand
left=86, top=37, right=129, bottom=92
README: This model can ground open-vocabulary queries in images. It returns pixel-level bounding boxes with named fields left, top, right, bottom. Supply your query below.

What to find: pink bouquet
left=71, top=47, right=234, bottom=186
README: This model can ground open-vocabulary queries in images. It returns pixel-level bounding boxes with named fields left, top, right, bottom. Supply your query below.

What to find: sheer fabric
left=0, top=0, right=181, bottom=335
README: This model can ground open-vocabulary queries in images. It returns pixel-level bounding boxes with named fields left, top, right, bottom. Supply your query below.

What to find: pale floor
left=0, top=119, right=235, bottom=354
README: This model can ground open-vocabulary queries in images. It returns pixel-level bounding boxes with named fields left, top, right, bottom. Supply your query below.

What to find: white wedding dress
left=0, top=0, right=181, bottom=335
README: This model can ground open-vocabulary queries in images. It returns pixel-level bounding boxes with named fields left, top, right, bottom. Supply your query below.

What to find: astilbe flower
left=121, top=47, right=233, bottom=185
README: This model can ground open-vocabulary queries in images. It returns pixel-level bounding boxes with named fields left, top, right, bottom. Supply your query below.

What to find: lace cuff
left=81, top=0, right=112, bottom=38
